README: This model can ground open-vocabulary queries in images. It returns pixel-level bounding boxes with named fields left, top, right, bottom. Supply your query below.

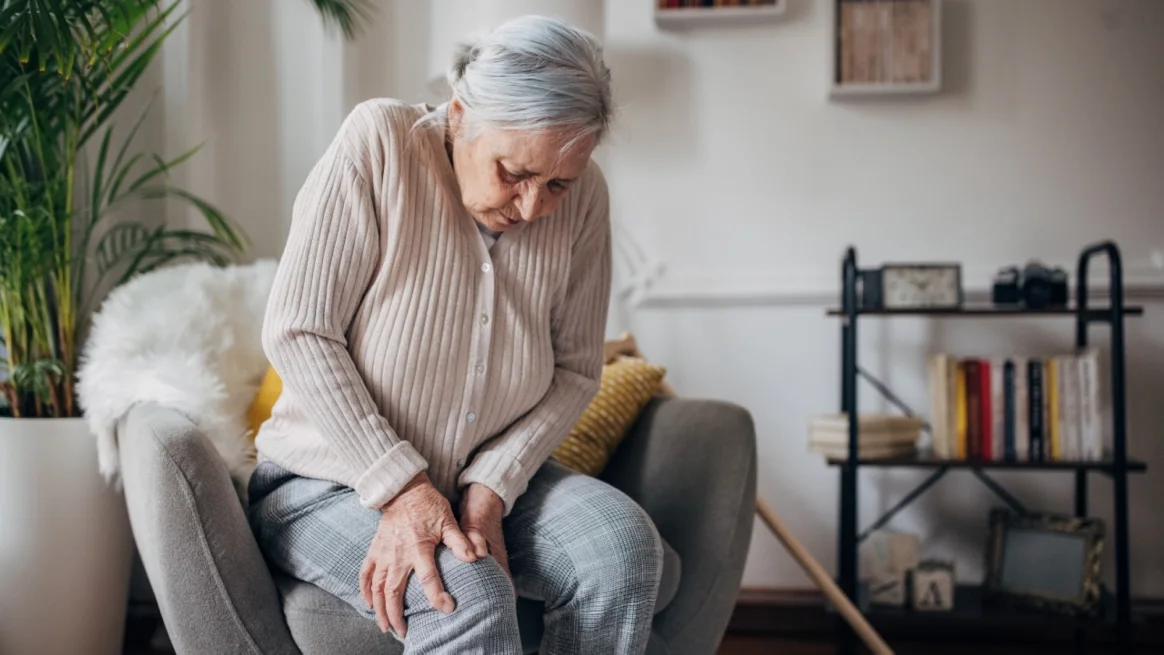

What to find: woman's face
left=448, top=99, right=596, bottom=233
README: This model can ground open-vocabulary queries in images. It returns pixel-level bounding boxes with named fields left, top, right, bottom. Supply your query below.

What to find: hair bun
left=448, top=36, right=482, bottom=86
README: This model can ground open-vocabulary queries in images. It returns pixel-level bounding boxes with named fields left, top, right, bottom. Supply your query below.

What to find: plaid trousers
left=247, top=458, right=663, bottom=654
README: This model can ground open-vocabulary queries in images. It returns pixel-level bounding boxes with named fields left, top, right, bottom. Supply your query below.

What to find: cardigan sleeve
left=457, top=166, right=613, bottom=515
left=262, top=114, right=428, bottom=510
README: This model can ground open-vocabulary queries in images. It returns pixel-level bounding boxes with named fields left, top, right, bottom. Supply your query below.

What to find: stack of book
left=658, top=0, right=778, bottom=7
left=928, top=349, right=1103, bottom=462
left=809, top=414, right=923, bottom=459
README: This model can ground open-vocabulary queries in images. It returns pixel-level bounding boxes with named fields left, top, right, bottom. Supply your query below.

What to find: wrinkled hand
left=359, top=472, right=477, bottom=638
left=459, top=483, right=510, bottom=581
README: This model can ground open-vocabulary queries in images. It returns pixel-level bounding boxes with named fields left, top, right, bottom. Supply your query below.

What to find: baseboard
left=728, top=587, right=1164, bottom=647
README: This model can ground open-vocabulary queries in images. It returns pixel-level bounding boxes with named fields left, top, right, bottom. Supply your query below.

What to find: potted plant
left=0, top=1, right=371, bottom=653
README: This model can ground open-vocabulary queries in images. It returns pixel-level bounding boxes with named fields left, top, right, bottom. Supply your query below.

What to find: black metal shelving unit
left=830, top=241, right=1147, bottom=654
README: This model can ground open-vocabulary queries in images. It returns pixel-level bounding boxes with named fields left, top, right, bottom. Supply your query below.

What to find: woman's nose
left=517, top=187, right=542, bottom=221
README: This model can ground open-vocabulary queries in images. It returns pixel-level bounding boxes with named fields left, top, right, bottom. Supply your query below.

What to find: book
left=929, top=355, right=951, bottom=459
left=1002, top=360, right=1016, bottom=460
left=990, top=358, right=1005, bottom=461
left=1048, top=358, right=1061, bottom=460
left=980, top=359, right=993, bottom=461
left=954, top=361, right=967, bottom=459
left=1079, top=348, right=1102, bottom=460
left=964, top=360, right=982, bottom=460
left=1028, top=359, right=1044, bottom=462
left=1013, top=356, right=1030, bottom=461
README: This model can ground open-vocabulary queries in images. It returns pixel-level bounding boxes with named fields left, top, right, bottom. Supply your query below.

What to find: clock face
left=883, top=266, right=961, bottom=308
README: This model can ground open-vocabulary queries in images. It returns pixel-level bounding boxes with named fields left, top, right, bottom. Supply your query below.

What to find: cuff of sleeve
left=457, top=451, right=531, bottom=517
left=354, top=441, right=428, bottom=509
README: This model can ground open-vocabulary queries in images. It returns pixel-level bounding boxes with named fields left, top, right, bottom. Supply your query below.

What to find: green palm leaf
left=305, top=0, right=375, bottom=40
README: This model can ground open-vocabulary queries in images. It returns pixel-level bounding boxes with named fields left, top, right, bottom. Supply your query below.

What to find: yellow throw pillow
left=246, top=366, right=283, bottom=438
left=552, top=356, right=667, bottom=476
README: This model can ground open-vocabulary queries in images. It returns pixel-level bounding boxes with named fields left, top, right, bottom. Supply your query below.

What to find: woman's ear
left=448, top=97, right=464, bottom=138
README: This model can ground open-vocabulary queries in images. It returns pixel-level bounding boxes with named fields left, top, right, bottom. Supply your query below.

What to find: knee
left=575, top=498, right=664, bottom=590
left=607, top=503, right=664, bottom=578
left=433, top=548, right=516, bottom=619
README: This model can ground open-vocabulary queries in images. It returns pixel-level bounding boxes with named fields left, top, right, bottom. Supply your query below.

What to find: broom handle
left=755, top=498, right=894, bottom=655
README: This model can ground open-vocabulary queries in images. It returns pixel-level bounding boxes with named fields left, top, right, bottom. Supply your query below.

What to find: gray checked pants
left=247, top=458, right=664, bottom=654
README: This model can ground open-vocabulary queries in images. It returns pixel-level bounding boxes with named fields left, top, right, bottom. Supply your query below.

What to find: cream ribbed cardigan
left=255, top=99, right=612, bottom=515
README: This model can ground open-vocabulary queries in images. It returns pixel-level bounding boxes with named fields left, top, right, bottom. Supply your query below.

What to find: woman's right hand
left=359, top=472, right=478, bottom=637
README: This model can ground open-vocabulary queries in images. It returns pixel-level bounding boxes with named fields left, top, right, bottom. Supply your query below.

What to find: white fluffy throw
left=77, top=259, right=278, bottom=491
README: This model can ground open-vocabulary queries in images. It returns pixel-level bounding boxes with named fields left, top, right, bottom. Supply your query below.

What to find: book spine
left=979, top=359, right=993, bottom=461
left=1014, top=357, right=1029, bottom=461
left=964, top=359, right=982, bottom=460
left=954, top=360, right=967, bottom=460
left=1048, top=358, right=1060, bottom=461
left=1079, top=348, right=1101, bottom=460
left=929, top=355, right=950, bottom=459
left=991, top=358, right=1005, bottom=461
left=1028, top=359, right=1044, bottom=462
left=1064, top=354, right=1081, bottom=461
left=1003, top=359, right=1016, bottom=461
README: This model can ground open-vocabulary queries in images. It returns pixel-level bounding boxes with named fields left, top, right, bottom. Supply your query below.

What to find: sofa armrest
left=117, top=403, right=299, bottom=655
left=601, top=397, right=757, bottom=655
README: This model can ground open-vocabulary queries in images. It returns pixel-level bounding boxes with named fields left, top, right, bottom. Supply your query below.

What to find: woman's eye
left=500, top=167, right=520, bottom=184
left=548, top=181, right=567, bottom=193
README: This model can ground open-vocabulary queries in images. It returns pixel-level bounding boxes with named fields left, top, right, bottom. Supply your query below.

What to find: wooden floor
left=717, top=635, right=1141, bottom=654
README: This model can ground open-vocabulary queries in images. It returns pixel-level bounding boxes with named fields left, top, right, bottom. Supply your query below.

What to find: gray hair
left=418, top=14, right=612, bottom=150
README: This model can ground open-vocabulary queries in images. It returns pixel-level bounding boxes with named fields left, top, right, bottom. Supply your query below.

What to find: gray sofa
left=117, top=396, right=756, bottom=654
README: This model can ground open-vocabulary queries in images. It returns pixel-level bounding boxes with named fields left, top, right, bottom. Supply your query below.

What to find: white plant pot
left=0, top=417, right=134, bottom=655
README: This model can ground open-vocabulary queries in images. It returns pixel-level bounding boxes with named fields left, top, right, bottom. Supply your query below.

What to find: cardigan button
left=482, top=262, right=492, bottom=273
left=466, top=412, right=477, bottom=424
left=479, top=314, right=490, bottom=326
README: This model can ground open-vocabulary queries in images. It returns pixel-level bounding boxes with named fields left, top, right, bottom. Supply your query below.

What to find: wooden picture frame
left=830, top=0, right=942, bottom=98
left=984, top=508, right=1105, bottom=615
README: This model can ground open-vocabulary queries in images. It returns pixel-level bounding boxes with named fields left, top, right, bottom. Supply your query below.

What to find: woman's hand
left=359, top=472, right=478, bottom=637
left=459, top=483, right=510, bottom=581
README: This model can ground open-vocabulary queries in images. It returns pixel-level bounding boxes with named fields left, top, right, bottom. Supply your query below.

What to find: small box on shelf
left=830, top=0, right=942, bottom=98
left=655, top=0, right=787, bottom=28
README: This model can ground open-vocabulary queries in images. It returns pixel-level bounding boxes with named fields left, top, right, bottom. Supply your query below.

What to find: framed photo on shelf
left=983, top=508, right=1106, bottom=616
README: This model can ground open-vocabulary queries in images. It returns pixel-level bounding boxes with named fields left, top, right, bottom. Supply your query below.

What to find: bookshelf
left=829, top=0, right=942, bottom=98
left=654, top=0, right=787, bottom=28
left=827, top=241, right=1144, bottom=655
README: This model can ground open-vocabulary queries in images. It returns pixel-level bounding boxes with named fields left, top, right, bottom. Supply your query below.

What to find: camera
left=992, top=261, right=1069, bottom=309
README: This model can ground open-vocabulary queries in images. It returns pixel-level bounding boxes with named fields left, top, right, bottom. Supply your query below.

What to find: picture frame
left=983, top=508, right=1105, bottom=616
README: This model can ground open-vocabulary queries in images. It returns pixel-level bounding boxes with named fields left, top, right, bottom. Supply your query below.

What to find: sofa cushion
left=277, top=538, right=681, bottom=654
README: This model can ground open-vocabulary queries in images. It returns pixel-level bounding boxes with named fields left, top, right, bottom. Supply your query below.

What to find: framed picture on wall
left=830, top=0, right=942, bottom=98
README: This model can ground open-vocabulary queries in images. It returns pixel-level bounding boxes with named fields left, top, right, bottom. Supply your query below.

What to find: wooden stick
left=608, top=332, right=890, bottom=652
left=755, top=498, right=894, bottom=655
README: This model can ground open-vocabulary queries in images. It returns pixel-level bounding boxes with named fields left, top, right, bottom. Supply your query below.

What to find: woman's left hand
left=459, top=483, right=510, bottom=581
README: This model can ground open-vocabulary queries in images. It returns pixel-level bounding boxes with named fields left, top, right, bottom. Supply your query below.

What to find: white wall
left=162, top=0, right=1164, bottom=595
left=597, top=0, right=1164, bottom=595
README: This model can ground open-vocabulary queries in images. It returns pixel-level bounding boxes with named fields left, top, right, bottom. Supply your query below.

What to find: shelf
left=826, top=305, right=1144, bottom=317
left=654, top=2, right=786, bottom=28
left=829, top=81, right=941, bottom=98
left=825, top=453, right=1147, bottom=473
left=857, top=585, right=1129, bottom=629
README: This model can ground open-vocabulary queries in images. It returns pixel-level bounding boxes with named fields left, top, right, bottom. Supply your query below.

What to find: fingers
left=371, top=567, right=391, bottom=634
left=385, top=569, right=409, bottom=639
left=415, top=547, right=456, bottom=615
left=442, top=523, right=479, bottom=563
left=359, top=556, right=374, bottom=610
left=464, top=528, right=489, bottom=559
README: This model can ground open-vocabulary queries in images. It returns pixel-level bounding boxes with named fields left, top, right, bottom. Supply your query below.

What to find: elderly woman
left=246, top=15, right=662, bottom=654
